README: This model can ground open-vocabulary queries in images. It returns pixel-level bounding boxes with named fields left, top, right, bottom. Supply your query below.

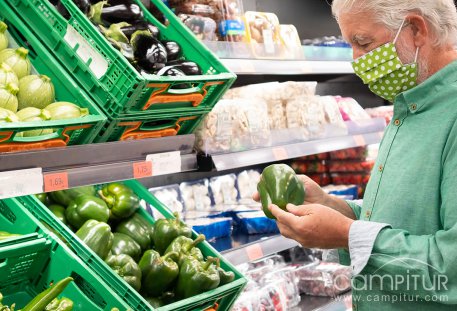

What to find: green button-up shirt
left=341, top=60, right=457, bottom=310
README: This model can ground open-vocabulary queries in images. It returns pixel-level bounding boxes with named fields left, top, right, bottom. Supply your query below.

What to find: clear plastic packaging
left=178, top=13, right=218, bottom=41
left=209, top=174, right=239, bottom=208
left=290, top=160, right=327, bottom=174
left=149, top=184, right=184, bottom=219
left=249, top=254, right=286, bottom=270
left=365, top=105, right=394, bottom=124
left=327, top=160, right=375, bottom=172
left=245, top=11, right=283, bottom=58
left=279, top=24, right=302, bottom=58
left=237, top=170, right=261, bottom=205
left=234, top=211, right=279, bottom=234
left=262, top=267, right=301, bottom=308
left=335, top=96, right=371, bottom=121
left=179, top=179, right=212, bottom=211
left=218, top=0, right=247, bottom=42
left=318, top=95, right=349, bottom=137
left=185, top=217, right=233, bottom=240
left=294, top=262, right=352, bottom=297
left=329, top=147, right=368, bottom=160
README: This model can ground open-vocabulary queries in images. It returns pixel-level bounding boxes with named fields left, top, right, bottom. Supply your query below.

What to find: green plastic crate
left=19, top=181, right=247, bottom=311
left=0, top=199, right=135, bottom=311
left=4, top=0, right=236, bottom=119
left=96, top=112, right=207, bottom=142
left=0, top=5, right=107, bottom=153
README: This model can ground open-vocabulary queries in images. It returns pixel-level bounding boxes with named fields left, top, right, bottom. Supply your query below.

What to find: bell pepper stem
left=203, top=257, right=218, bottom=270
left=98, top=190, right=114, bottom=206
left=162, top=251, right=179, bottom=262
left=184, top=234, right=205, bottom=253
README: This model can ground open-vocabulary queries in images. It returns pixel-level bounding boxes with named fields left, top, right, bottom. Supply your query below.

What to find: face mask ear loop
left=414, top=47, right=419, bottom=62
left=393, top=18, right=407, bottom=44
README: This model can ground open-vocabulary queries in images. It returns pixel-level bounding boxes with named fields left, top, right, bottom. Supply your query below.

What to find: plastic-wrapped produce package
left=237, top=170, right=261, bottom=205
left=180, top=179, right=212, bottom=212
left=149, top=185, right=184, bottom=219
left=209, top=174, right=239, bottom=209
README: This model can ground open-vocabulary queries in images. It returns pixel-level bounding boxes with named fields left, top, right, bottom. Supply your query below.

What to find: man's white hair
left=331, top=0, right=457, bottom=47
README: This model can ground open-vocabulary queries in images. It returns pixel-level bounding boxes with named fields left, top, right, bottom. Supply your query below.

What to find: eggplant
left=162, top=41, right=181, bottom=62
left=89, top=1, right=144, bottom=26
left=49, top=0, right=59, bottom=5
left=166, top=60, right=202, bottom=76
left=106, top=0, right=135, bottom=5
left=120, top=21, right=160, bottom=40
left=131, top=30, right=167, bottom=72
left=156, top=66, right=191, bottom=89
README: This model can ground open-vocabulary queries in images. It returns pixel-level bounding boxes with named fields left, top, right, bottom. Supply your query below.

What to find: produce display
left=0, top=277, right=74, bottom=311
left=257, top=164, right=306, bottom=219
left=35, top=182, right=235, bottom=308
left=51, top=0, right=203, bottom=78
left=0, top=21, right=91, bottom=137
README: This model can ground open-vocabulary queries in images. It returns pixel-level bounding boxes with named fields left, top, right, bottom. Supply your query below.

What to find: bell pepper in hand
left=47, top=204, right=68, bottom=225
left=21, top=277, right=73, bottom=311
left=44, top=297, right=74, bottom=311
left=65, top=195, right=110, bottom=229
left=139, top=250, right=179, bottom=297
left=153, top=213, right=192, bottom=254
left=111, top=233, right=142, bottom=262
left=105, top=254, right=142, bottom=291
left=98, top=183, right=140, bottom=220
left=76, top=220, right=113, bottom=259
left=164, top=234, right=205, bottom=266
left=176, top=257, right=220, bottom=299
left=115, top=213, right=154, bottom=251
left=50, top=186, right=96, bottom=206
left=257, top=164, right=306, bottom=219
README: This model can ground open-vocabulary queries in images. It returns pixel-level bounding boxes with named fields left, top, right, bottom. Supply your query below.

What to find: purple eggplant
left=121, top=21, right=160, bottom=40
left=89, top=1, right=144, bottom=26
left=166, top=60, right=202, bottom=76
left=131, top=30, right=167, bottom=72
left=162, top=41, right=181, bottom=62
left=156, top=66, right=191, bottom=89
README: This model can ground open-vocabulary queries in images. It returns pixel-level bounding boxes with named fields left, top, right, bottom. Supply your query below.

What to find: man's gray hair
left=331, top=0, right=457, bottom=47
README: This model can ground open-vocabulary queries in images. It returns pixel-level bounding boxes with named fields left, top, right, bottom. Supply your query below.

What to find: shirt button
left=378, top=164, right=383, bottom=172
left=394, top=119, right=401, bottom=126
left=411, top=103, right=417, bottom=111
left=366, top=210, right=372, bottom=218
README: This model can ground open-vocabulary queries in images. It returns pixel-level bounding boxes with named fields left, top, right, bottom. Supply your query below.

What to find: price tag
left=146, top=151, right=182, bottom=176
left=272, top=147, right=288, bottom=161
left=43, top=172, right=69, bottom=192
left=354, top=135, right=366, bottom=146
left=246, top=244, right=264, bottom=261
left=133, top=161, right=153, bottom=179
left=0, top=168, right=43, bottom=199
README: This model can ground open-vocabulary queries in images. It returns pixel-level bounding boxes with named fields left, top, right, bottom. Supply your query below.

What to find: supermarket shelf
left=221, top=58, right=354, bottom=75
left=212, top=130, right=384, bottom=171
left=221, top=234, right=299, bottom=266
left=0, top=135, right=197, bottom=199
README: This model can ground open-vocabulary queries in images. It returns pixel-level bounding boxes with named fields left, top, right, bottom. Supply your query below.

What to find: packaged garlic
left=237, top=169, right=262, bottom=205
left=149, top=185, right=184, bottom=220
left=210, top=174, right=239, bottom=209
left=180, top=179, right=212, bottom=211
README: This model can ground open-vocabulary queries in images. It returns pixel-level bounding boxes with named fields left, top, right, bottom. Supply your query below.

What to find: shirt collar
left=395, top=60, right=457, bottom=113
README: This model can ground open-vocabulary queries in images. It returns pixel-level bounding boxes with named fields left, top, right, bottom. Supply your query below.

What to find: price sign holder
left=0, top=168, right=43, bottom=199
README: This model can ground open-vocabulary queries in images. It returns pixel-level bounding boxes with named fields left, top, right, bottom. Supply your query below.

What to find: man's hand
left=269, top=203, right=354, bottom=249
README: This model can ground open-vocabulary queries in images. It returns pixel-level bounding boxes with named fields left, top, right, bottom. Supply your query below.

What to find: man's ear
left=406, top=14, right=428, bottom=47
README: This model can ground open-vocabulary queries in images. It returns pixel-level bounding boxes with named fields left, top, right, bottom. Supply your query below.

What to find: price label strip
left=146, top=151, right=182, bottom=176
left=246, top=244, right=264, bottom=261
left=43, top=172, right=69, bottom=192
left=272, top=147, right=288, bottom=161
left=0, top=168, right=43, bottom=199
left=133, top=161, right=153, bottom=179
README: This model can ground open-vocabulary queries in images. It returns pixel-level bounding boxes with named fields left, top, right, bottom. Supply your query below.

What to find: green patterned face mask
left=352, top=19, right=419, bottom=102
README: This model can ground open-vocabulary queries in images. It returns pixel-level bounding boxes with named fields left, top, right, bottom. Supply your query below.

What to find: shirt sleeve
left=346, top=199, right=362, bottom=219
left=349, top=220, right=391, bottom=275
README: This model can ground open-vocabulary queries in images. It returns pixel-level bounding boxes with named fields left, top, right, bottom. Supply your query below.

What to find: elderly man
left=255, top=1, right=457, bottom=310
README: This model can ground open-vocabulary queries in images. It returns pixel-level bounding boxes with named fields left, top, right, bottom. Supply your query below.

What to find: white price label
left=0, top=168, right=43, bottom=199
left=64, top=25, right=108, bottom=79
left=146, top=151, right=182, bottom=176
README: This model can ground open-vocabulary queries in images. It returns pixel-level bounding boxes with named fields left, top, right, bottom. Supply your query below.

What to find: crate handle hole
left=0, top=258, right=7, bottom=268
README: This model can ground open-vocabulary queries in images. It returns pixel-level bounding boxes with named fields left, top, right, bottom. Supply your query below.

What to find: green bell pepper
left=98, top=183, right=140, bottom=220
left=21, top=277, right=73, bottom=311
left=176, top=257, right=220, bottom=299
left=111, top=233, right=142, bottom=262
left=76, top=220, right=113, bottom=260
left=105, top=254, right=142, bottom=291
left=115, top=213, right=153, bottom=251
left=0, top=231, right=21, bottom=241
left=145, top=292, right=175, bottom=308
left=47, top=204, right=68, bottom=225
left=49, top=186, right=96, bottom=206
left=209, top=256, right=235, bottom=286
left=35, top=193, right=49, bottom=205
left=65, top=195, right=110, bottom=229
left=164, top=234, right=205, bottom=266
left=139, top=250, right=179, bottom=297
left=44, top=297, right=73, bottom=311
left=153, top=213, right=192, bottom=254
left=257, top=164, right=306, bottom=219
